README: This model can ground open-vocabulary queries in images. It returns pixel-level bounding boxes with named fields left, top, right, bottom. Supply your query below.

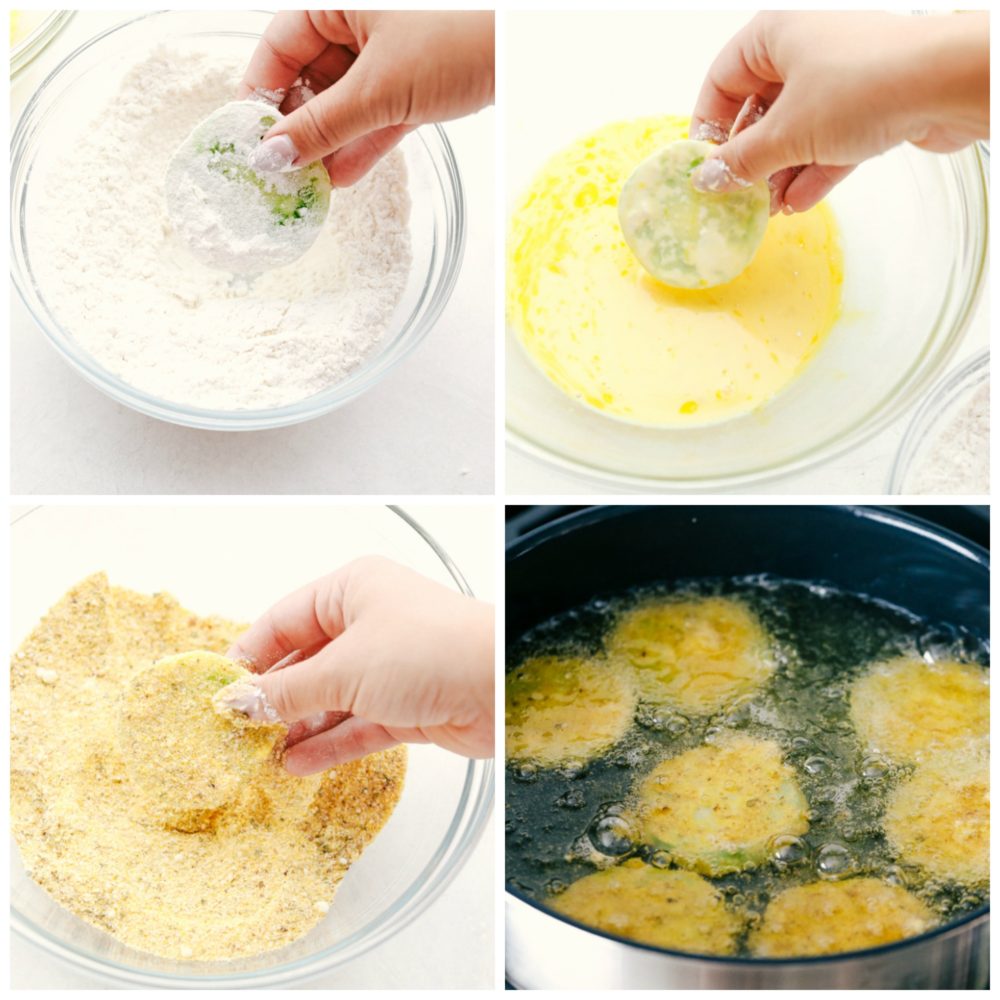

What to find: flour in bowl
left=29, top=47, right=412, bottom=411
left=908, top=382, right=989, bottom=495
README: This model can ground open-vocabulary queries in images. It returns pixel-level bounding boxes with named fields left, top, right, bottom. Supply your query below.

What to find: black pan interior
left=507, top=505, right=988, bottom=641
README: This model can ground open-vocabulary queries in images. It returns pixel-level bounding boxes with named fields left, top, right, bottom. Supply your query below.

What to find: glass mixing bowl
left=10, top=11, right=465, bottom=431
left=10, top=505, right=493, bottom=987
left=505, top=15, right=988, bottom=490
left=889, top=349, right=989, bottom=495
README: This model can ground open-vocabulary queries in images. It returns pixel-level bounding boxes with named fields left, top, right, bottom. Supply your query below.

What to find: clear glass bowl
left=9, top=10, right=73, bottom=77
left=10, top=505, right=493, bottom=987
left=10, top=11, right=465, bottom=431
left=505, top=19, right=988, bottom=490
left=889, top=349, right=989, bottom=494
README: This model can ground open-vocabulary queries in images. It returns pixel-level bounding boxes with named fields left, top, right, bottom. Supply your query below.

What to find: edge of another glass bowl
left=888, top=348, right=989, bottom=494
left=9, top=10, right=74, bottom=77
left=10, top=11, right=467, bottom=432
left=506, top=144, right=989, bottom=491
left=10, top=505, right=494, bottom=988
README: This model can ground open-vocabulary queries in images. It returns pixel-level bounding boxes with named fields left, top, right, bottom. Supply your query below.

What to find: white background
left=9, top=501, right=496, bottom=989
left=10, top=10, right=495, bottom=496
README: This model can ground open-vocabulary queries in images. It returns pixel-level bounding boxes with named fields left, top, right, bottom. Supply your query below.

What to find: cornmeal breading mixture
left=11, top=573, right=407, bottom=961
left=118, top=651, right=293, bottom=834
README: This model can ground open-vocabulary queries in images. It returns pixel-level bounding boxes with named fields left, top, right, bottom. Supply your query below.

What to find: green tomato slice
left=166, top=100, right=331, bottom=274
left=618, top=138, right=769, bottom=289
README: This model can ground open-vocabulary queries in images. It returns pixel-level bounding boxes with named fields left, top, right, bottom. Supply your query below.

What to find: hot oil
left=505, top=577, right=989, bottom=952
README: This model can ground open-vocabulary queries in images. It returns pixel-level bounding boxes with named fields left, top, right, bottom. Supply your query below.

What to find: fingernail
left=248, top=134, right=299, bottom=173
left=691, top=157, right=751, bottom=194
left=782, top=204, right=795, bottom=216
left=692, top=120, right=728, bottom=144
left=213, top=678, right=282, bottom=723
left=730, top=94, right=767, bottom=138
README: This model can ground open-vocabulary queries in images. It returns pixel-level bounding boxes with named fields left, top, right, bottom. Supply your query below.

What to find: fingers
left=690, top=19, right=783, bottom=142
left=692, top=97, right=855, bottom=211
left=237, top=10, right=331, bottom=100
left=729, top=93, right=768, bottom=136
left=296, top=44, right=357, bottom=96
left=284, top=710, right=352, bottom=749
left=323, top=124, right=415, bottom=187
left=252, top=627, right=368, bottom=722
left=284, top=717, right=409, bottom=774
left=767, top=165, right=801, bottom=215
left=227, top=572, right=348, bottom=669
left=692, top=100, right=800, bottom=191
left=780, top=163, right=855, bottom=213
left=250, top=46, right=390, bottom=172
left=691, top=15, right=808, bottom=195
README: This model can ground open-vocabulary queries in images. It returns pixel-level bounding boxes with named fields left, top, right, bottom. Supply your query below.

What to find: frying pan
left=505, top=505, right=989, bottom=989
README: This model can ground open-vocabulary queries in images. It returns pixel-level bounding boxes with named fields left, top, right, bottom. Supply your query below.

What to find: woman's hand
left=221, top=556, right=494, bottom=775
left=690, top=11, right=989, bottom=214
left=239, top=10, right=495, bottom=186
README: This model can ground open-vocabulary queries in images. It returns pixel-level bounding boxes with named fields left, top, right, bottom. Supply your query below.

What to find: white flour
left=30, top=47, right=412, bottom=411
left=908, top=382, right=989, bottom=495
left=165, top=99, right=331, bottom=274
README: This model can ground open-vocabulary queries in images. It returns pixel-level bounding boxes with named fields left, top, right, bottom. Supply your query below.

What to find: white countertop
left=10, top=502, right=496, bottom=989
left=10, top=12, right=494, bottom=496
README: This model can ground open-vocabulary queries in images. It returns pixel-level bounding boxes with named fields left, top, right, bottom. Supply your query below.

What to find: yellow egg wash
left=507, top=116, right=844, bottom=427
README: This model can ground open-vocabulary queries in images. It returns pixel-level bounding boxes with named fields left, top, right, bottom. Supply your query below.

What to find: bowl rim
left=504, top=502, right=989, bottom=966
left=9, top=10, right=75, bottom=77
left=506, top=142, right=989, bottom=491
left=888, top=347, right=989, bottom=494
left=10, top=9, right=467, bottom=432
left=10, top=504, right=494, bottom=987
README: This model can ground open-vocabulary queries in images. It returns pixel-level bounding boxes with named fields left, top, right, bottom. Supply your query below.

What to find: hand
left=222, top=556, right=494, bottom=775
left=238, top=10, right=495, bottom=186
left=690, top=11, right=989, bottom=214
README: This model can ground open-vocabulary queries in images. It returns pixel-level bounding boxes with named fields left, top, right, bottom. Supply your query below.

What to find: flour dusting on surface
left=30, top=48, right=412, bottom=411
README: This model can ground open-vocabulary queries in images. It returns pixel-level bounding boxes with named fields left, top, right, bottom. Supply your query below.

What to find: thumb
left=251, top=630, right=367, bottom=723
left=691, top=106, right=802, bottom=192
left=248, top=53, right=389, bottom=173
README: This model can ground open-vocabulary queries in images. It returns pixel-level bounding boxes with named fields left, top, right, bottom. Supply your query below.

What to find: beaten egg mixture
left=507, top=116, right=844, bottom=427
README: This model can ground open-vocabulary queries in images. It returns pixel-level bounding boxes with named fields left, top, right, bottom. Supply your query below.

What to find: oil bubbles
left=589, top=812, right=635, bottom=857
left=816, top=843, right=855, bottom=880
left=770, top=835, right=808, bottom=869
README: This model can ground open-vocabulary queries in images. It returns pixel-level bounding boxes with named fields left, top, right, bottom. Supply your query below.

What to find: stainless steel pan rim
left=504, top=886, right=988, bottom=967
